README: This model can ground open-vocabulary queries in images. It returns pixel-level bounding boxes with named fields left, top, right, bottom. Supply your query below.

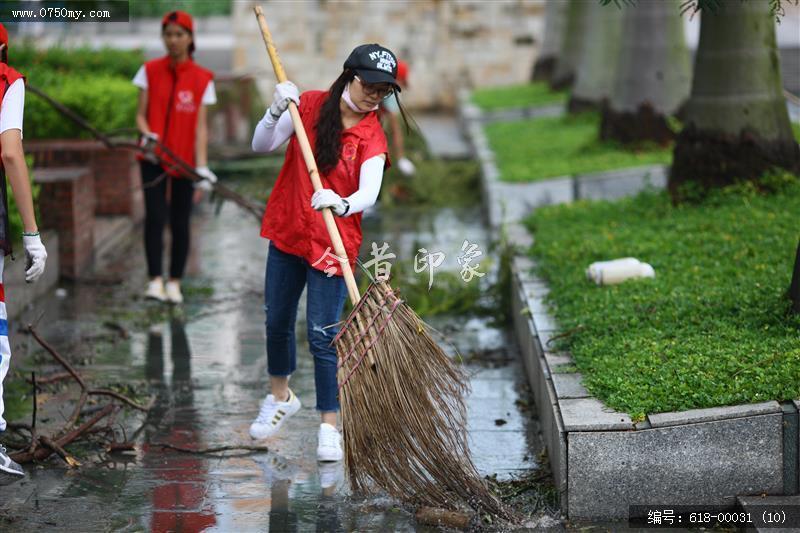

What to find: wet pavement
left=0, top=180, right=556, bottom=531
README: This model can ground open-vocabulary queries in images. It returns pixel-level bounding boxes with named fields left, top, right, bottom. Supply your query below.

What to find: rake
left=254, top=6, right=509, bottom=519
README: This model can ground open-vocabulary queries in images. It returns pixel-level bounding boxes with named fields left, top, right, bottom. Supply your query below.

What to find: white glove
left=267, top=81, right=300, bottom=122
left=195, top=166, right=218, bottom=192
left=397, top=157, right=416, bottom=176
left=139, top=132, right=160, bottom=163
left=311, top=189, right=349, bottom=216
left=23, top=234, right=47, bottom=283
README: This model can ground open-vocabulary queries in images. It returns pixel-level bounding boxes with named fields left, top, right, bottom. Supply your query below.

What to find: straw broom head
left=335, top=280, right=511, bottom=519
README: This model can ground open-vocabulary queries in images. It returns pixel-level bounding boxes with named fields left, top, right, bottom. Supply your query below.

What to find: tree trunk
left=550, top=0, right=590, bottom=90
left=568, top=1, right=625, bottom=113
left=669, top=0, right=800, bottom=199
left=789, top=240, right=800, bottom=314
left=532, top=0, right=567, bottom=82
left=600, top=0, right=691, bottom=145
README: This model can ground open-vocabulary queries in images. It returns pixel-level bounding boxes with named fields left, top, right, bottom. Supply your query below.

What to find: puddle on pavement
left=0, top=165, right=561, bottom=531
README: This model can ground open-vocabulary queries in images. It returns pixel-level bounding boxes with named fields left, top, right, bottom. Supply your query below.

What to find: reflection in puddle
left=1, top=182, right=554, bottom=531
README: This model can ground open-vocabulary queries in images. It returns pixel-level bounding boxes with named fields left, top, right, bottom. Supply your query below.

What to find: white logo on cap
left=368, top=50, right=396, bottom=74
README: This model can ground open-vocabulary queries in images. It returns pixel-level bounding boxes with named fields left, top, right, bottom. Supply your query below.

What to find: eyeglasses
left=354, top=76, right=395, bottom=99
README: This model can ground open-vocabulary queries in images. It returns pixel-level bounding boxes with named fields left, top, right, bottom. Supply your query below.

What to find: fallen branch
left=151, top=442, right=270, bottom=455
left=27, top=371, right=76, bottom=386
left=29, top=372, right=38, bottom=454
left=88, top=389, right=152, bottom=412
left=10, top=404, right=115, bottom=464
left=39, top=436, right=81, bottom=467
left=27, top=324, right=152, bottom=422
left=28, top=325, right=86, bottom=388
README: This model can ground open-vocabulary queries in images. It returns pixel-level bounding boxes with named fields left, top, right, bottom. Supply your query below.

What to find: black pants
left=140, top=161, right=194, bottom=279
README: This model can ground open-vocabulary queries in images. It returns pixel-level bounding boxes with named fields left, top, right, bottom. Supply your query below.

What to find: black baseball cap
left=343, top=44, right=401, bottom=90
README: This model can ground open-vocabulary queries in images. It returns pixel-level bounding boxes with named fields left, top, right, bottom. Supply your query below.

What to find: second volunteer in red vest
left=133, top=10, right=217, bottom=304
left=250, top=44, right=401, bottom=463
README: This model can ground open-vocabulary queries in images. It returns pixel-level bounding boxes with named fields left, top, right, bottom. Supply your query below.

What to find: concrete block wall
left=231, top=0, right=545, bottom=110
left=35, top=167, right=96, bottom=279
left=91, top=148, right=144, bottom=221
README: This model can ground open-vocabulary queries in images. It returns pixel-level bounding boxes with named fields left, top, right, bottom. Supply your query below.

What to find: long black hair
left=315, top=69, right=415, bottom=175
left=315, top=69, right=355, bottom=175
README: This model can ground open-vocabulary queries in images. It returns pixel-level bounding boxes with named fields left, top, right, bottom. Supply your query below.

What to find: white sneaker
left=145, top=278, right=166, bottom=301
left=249, top=389, right=301, bottom=440
left=164, top=280, right=183, bottom=304
left=0, top=445, right=24, bottom=476
left=317, top=423, right=343, bottom=462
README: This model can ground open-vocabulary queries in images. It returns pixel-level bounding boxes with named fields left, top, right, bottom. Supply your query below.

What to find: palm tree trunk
left=791, top=240, right=800, bottom=313
left=532, top=0, right=567, bottom=82
left=600, top=0, right=691, bottom=145
left=669, top=0, right=800, bottom=198
left=550, top=0, right=590, bottom=90
left=568, top=1, right=625, bottom=113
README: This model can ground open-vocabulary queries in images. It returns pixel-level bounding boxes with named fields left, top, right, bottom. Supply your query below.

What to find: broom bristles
left=336, top=281, right=510, bottom=519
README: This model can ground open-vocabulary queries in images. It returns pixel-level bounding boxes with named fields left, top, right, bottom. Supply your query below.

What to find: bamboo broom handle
left=254, top=6, right=361, bottom=305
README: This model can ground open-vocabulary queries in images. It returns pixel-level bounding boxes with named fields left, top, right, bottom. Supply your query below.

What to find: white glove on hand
left=195, top=166, right=218, bottom=192
left=23, top=234, right=47, bottom=283
left=140, top=132, right=160, bottom=163
left=268, top=81, right=300, bottom=122
left=397, top=157, right=416, bottom=177
left=311, top=189, right=349, bottom=216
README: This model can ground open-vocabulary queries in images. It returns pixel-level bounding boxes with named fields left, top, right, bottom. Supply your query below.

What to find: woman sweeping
left=0, top=22, right=48, bottom=477
left=250, top=44, right=403, bottom=462
left=133, top=10, right=217, bottom=304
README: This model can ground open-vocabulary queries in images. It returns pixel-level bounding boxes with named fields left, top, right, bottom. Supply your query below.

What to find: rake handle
left=254, top=5, right=361, bottom=305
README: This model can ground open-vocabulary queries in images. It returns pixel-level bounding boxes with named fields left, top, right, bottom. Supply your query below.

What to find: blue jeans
left=264, top=242, right=348, bottom=412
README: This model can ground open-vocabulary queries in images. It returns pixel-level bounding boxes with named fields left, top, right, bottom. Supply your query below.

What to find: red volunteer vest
left=0, top=64, right=25, bottom=256
left=141, top=56, right=213, bottom=176
left=260, top=90, right=390, bottom=277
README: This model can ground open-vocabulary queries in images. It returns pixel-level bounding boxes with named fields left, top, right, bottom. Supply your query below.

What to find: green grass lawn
left=527, top=179, right=800, bottom=420
left=486, top=112, right=672, bottom=183
left=471, top=82, right=567, bottom=111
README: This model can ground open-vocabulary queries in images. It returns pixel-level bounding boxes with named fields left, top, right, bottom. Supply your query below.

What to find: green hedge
left=12, top=43, right=144, bottom=79
left=10, top=44, right=142, bottom=139
left=24, top=73, right=138, bottom=139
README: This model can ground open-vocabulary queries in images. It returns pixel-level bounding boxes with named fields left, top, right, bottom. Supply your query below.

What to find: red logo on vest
left=341, top=142, right=357, bottom=161
left=176, top=90, right=196, bottom=113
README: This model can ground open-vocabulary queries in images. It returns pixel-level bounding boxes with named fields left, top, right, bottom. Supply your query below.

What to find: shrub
left=23, top=73, right=138, bottom=139
left=12, top=43, right=144, bottom=79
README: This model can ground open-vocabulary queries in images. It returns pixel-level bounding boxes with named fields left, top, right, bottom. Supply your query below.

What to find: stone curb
left=462, top=89, right=800, bottom=521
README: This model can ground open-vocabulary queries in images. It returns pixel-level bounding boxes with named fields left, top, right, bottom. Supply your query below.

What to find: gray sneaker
left=0, top=445, right=25, bottom=476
